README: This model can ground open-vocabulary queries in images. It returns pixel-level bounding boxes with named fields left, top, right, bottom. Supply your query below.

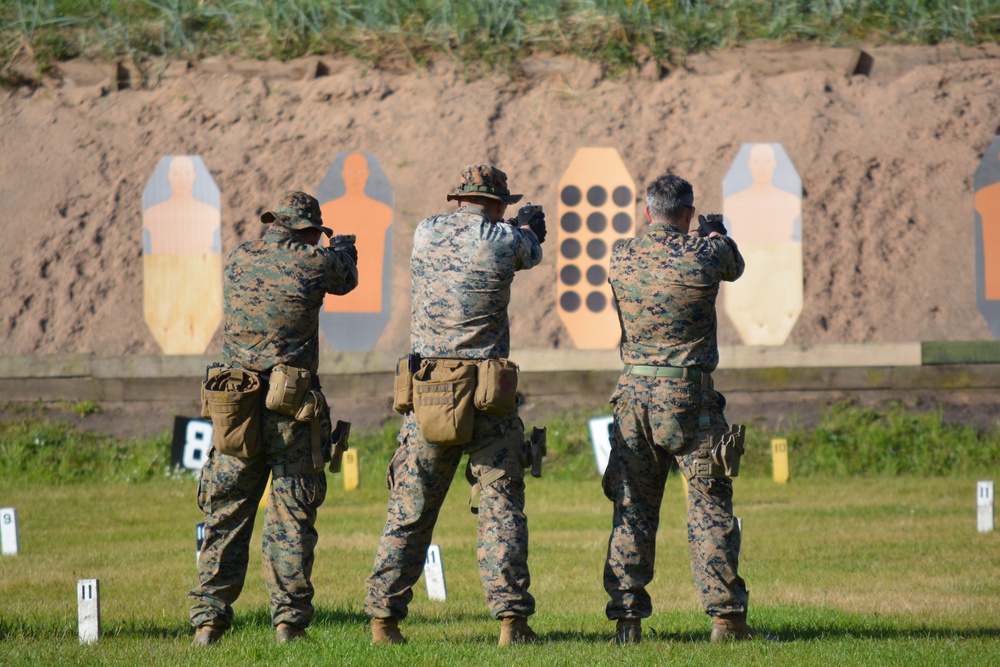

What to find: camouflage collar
left=648, top=222, right=684, bottom=235
left=456, top=205, right=491, bottom=220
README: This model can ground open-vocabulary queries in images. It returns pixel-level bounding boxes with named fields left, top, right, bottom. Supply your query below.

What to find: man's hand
left=516, top=204, right=546, bottom=244
left=331, top=234, right=358, bottom=263
left=696, top=214, right=727, bottom=238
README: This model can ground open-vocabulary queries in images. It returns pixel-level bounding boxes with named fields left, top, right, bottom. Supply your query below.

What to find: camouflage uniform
left=365, top=166, right=543, bottom=622
left=189, top=191, right=358, bottom=631
left=603, top=218, right=749, bottom=622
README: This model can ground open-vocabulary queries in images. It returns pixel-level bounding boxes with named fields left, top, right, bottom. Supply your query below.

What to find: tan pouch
left=203, top=368, right=262, bottom=458
left=294, top=390, right=324, bottom=422
left=393, top=356, right=414, bottom=414
left=412, top=360, right=477, bottom=446
left=474, top=358, right=519, bottom=415
left=265, top=364, right=311, bottom=418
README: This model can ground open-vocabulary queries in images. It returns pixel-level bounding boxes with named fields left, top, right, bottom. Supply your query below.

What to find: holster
left=684, top=424, right=746, bottom=480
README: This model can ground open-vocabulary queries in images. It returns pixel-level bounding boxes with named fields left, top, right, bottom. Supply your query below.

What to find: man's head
left=645, top=174, right=695, bottom=230
left=447, top=165, right=522, bottom=222
left=260, top=190, right=333, bottom=241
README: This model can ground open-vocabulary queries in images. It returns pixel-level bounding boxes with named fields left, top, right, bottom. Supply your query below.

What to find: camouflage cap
left=260, top=190, right=333, bottom=237
left=446, top=165, right=523, bottom=205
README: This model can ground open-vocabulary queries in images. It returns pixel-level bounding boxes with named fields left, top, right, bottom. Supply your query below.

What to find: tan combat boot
left=371, top=617, right=407, bottom=645
left=276, top=623, right=308, bottom=643
left=498, top=617, right=539, bottom=647
left=609, top=618, right=642, bottom=645
left=710, top=614, right=775, bottom=642
left=191, top=624, right=226, bottom=646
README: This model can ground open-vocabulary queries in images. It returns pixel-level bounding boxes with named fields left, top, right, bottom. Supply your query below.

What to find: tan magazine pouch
left=474, top=358, right=519, bottom=415
left=393, top=356, right=414, bottom=414
left=412, top=359, right=477, bottom=446
left=203, top=368, right=263, bottom=458
left=265, top=364, right=311, bottom=418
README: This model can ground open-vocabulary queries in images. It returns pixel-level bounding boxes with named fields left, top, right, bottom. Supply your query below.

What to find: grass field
left=3, top=0, right=1000, bottom=76
left=1, top=407, right=999, bottom=665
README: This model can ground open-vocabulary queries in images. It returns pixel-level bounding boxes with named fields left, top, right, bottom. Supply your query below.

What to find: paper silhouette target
left=317, top=153, right=393, bottom=351
left=975, top=136, right=1000, bottom=337
left=722, top=143, right=803, bottom=346
left=557, top=148, right=635, bottom=349
left=142, top=155, right=222, bottom=355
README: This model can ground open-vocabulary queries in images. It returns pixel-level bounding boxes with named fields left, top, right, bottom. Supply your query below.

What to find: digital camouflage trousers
left=189, top=408, right=327, bottom=630
left=365, top=411, right=535, bottom=620
left=603, top=374, right=748, bottom=620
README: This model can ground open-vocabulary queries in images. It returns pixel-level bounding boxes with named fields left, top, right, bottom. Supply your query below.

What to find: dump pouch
left=474, top=358, right=519, bottom=416
left=412, top=359, right=477, bottom=446
left=202, top=368, right=263, bottom=458
left=393, top=355, right=415, bottom=414
left=265, top=364, right=312, bottom=418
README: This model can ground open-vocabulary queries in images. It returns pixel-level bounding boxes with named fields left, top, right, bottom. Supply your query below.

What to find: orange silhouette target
left=142, top=155, right=222, bottom=355
left=722, top=143, right=803, bottom=346
left=974, top=135, right=1000, bottom=336
left=316, top=152, right=393, bottom=350
left=557, top=148, right=636, bottom=349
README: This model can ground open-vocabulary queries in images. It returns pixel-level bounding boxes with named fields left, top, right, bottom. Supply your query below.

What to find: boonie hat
left=260, top=190, right=333, bottom=238
left=446, top=165, right=523, bottom=204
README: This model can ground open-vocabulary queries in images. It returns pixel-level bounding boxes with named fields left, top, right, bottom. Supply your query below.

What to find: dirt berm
left=2, top=43, right=999, bottom=358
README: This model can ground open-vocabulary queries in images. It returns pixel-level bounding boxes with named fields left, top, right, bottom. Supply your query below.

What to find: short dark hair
left=646, top=174, right=694, bottom=222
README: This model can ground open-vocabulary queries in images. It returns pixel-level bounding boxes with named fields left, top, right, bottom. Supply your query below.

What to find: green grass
left=3, top=1, right=1000, bottom=77
left=1, top=403, right=999, bottom=663
left=1, top=473, right=998, bottom=665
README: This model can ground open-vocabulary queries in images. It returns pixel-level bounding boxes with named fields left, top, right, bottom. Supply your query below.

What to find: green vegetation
left=1, top=404, right=999, bottom=663
left=3, top=1, right=1000, bottom=75
left=1, top=473, right=998, bottom=665
left=2, top=400, right=999, bottom=486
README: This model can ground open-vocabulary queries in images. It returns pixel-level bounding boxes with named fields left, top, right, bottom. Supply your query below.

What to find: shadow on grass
left=541, top=625, right=1000, bottom=644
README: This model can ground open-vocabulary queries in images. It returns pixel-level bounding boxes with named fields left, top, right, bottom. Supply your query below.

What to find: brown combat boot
left=609, top=618, right=642, bottom=645
left=191, top=624, right=226, bottom=646
left=371, top=617, right=407, bottom=645
left=710, top=614, right=776, bottom=642
left=498, top=617, right=539, bottom=647
left=276, top=623, right=308, bottom=643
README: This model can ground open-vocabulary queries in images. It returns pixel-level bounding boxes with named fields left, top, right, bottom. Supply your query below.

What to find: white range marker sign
left=588, top=416, right=614, bottom=477
left=424, top=544, right=447, bottom=601
left=978, top=481, right=994, bottom=533
left=1, top=507, right=19, bottom=555
left=78, top=579, right=101, bottom=644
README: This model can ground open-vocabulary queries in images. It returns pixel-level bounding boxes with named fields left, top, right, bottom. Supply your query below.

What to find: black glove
left=330, top=235, right=358, bottom=263
left=697, top=214, right=727, bottom=237
left=516, top=206, right=547, bottom=244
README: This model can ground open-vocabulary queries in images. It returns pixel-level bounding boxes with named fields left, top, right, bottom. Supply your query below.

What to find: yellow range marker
left=556, top=147, right=636, bottom=349
left=771, top=439, right=789, bottom=484
left=258, top=474, right=272, bottom=512
left=343, top=450, right=360, bottom=492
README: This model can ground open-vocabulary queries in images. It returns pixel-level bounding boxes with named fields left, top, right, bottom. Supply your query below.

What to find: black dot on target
left=561, top=186, right=582, bottom=207
left=586, top=265, right=607, bottom=286
left=587, top=186, right=607, bottom=207
left=612, top=186, right=632, bottom=207
left=561, top=238, right=582, bottom=260
left=586, top=212, right=607, bottom=233
left=612, top=212, right=632, bottom=234
left=560, top=265, right=581, bottom=286
left=612, top=239, right=627, bottom=252
left=560, top=291, right=581, bottom=312
left=561, top=212, right=582, bottom=233
left=586, top=291, right=607, bottom=313
left=586, top=238, right=607, bottom=260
